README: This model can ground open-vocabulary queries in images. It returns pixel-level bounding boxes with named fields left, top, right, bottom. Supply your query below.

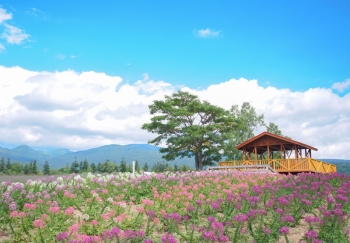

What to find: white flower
left=82, top=214, right=90, bottom=220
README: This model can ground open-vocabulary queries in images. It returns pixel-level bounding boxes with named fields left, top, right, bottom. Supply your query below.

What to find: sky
left=0, top=1, right=349, bottom=159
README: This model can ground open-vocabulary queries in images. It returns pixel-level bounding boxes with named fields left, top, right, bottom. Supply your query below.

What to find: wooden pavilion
left=219, top=132, right=336, bottom=174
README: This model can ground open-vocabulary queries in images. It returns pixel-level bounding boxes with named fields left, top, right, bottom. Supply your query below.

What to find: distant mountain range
left=0, top=144, right=349, bottom=171
left=0, top=144, right=194, bottom=169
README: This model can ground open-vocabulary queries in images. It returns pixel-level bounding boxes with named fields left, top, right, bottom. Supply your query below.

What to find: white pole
left=132, top=161, right=135, bottom=175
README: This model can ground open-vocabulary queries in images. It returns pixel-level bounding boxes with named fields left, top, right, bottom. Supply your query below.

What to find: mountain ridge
left=1, top=144, right=349, bottom=170
left=0, top=144, right=194, bottom=169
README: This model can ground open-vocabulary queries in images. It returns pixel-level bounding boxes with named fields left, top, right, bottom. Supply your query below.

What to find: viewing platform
left=219, top=132, right=336, bottom=174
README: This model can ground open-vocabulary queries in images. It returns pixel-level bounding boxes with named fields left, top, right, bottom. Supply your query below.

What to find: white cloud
left=194, top=28, right=221, bottom=38
left=0, top=8, right=12, bottom=24
left=55, top=54, right=66, bottom=60
left=2, top=24, right=29, bottom=44
left=332, top=79, right=350, bottom=92
left=0, top=43, right=4, bottom=52
left=0, top=65, right=349, bottom=159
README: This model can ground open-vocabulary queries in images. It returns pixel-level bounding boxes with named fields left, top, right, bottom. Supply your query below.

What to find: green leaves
left=142, top=91, right=235, bottom=171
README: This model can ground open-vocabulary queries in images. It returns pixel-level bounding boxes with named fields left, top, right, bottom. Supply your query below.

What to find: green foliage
left=6, top=157, right=11, bottom=170
left=43, top=161, right=50, bottom=175
left=23, top=164, right=29, bottom=175
left=223, top=102, right=265, bottom=161
left=142, top=162, right=149, bottom=171
left=135, top=160, right=141, bottom=173
left=120, top=158, right=127, bottom=173
left=142, top=91, right=236, bottom=171
left=70, top=158, right=79, bottom=173
left=0, top=157, right=5, bottom=172
left=82, top=159, right=89, bottom=172
left=32, top=159, right=38, bottom=175
left=266, top=122, right=282, bottom=135
left=151, top=162, right=170, bottom=172
left=90, top=163, right=96, bottom=173
left=11, top=162, right=24, bottom=174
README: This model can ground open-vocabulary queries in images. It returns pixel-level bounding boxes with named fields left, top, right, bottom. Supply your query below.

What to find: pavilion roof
left=235, top=132, right=318, bottom=154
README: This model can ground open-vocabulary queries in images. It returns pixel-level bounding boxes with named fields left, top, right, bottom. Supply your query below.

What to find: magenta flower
left=161, top=233, right=176, bottom=243
left=233, top=213, right=248, bottom=222
left=305, top=230, right=318, bottom=239
left=57, top=232, right=69, bottom=241
left=279, top=226, right=289, bottom=234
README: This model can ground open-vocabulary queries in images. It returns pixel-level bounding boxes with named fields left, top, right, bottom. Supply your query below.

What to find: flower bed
left=1, top=171, right=349, bottom=242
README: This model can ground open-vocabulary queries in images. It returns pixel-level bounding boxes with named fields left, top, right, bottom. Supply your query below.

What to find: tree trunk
left=195, top=153, right=199, bottom=171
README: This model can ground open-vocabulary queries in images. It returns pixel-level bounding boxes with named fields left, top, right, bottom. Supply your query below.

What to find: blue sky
left=1, top=0, right=349, bottom=91
left=0, top=1, right=350, bottom=159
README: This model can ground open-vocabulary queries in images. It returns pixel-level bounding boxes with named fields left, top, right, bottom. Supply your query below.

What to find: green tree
left=127, top=164, right=133, bottom=173
left=0, top=157, right=5, bottom=172
left=24, top=164, right=29, bottom=175
left=266, top=122, right=282, bottom=135
left=120, top=158, right=127, bottom=173
left=70, top=158, right=79, bottom=173
left=82, top=159, right=89, bottom=172
left=6, top=158, right=11, bottom=171
left=79, top=161, right=84, bottom=172
left=151, top=162, right=169, bottom=172
left=28, top=161, right=33, bottom=174
left=90, top=163, right=96, bottom=173
left=135, top=160, right=141, bottom=173
left=32, top=159, right=38, bottom=174
left=104, top=160, right=116, bottom=173
left=142, top=91, right=236, bottom=171
left=11, top=163, right=24, bottom=174
left=142, top=162, right=149, bottom=172
left=43, top=161, right=50, bottom=175
left=64, top=163, right=70, bottom=173
left=223, top=102, right=265, bottom=161
left=266, top=122, right=290, bottom=158
left=97, top=162, right=104, bottom=173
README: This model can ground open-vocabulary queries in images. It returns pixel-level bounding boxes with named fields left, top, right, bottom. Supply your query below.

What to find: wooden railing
left=218, top=158, right=336, bottom=173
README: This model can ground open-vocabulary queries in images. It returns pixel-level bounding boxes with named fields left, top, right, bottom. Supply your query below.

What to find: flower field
left=1, top=171, right=349, bottom=242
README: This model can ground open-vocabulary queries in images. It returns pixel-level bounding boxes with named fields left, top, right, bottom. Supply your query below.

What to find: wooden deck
left=218, top=158, right=336, bottom=174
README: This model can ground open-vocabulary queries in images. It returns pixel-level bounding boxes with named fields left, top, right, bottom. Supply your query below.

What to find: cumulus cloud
left=0, top=65, right=349, bottom=159
left=194, top=28, right=221, bottom=38
left=0, top=8, right=12, bottom=24
left=332, top=79, right=350, bottom=92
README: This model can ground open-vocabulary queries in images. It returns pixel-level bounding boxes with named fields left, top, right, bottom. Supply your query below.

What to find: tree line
left=0, top=157, right=192, bottom=176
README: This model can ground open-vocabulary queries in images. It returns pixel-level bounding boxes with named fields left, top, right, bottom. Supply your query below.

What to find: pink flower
left=48, top=206, right=61, bottom=214
left=90, top=220, right=98, bottom=225
left=142, top=199, right=154, bottom=206
left=137, top=207, right=145, bottom=213
left=9, top=211, right=18, bottom=218
left=33, top=219, right=45, bottom=229
left=41, top=214, right=49, bottom=220
left=101, top=213, right=111, bottom=220
left=68, top=223, right=80, bottom=235
left=18, top=212, right=26, bottom=218
left=24, top=203, right=36, bottom=210
left=64, top=207, right=75, bottom=216
left=113, top=213, right=128, bottom=223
